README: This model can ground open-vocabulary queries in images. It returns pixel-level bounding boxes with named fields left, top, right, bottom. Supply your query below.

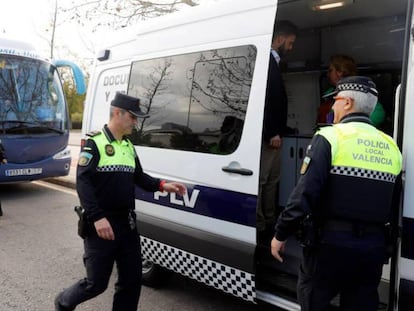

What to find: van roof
left=99, top=0, right=276, bottom=49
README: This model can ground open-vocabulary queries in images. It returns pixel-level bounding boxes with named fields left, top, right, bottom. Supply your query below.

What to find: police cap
left=110, top=92, right=149, bottom=118
left=324, top=76, right=378, bottom=98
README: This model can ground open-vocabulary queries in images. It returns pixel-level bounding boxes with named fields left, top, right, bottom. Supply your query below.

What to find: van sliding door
left=127, top=0, right=278, bottom=303
left=395, top=0, right=414, bottom=309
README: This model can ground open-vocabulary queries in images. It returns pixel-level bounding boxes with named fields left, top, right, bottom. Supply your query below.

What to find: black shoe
left=54, top=292, right=73, bottom=311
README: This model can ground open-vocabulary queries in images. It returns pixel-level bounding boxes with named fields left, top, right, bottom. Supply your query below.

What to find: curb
left=44, top=177, right=76, bottom=189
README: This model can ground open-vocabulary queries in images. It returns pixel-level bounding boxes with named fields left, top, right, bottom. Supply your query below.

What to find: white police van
left=82, top=0, right=414, bottom=309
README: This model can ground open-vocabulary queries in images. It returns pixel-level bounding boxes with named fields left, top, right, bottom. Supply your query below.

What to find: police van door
left=126, top=0, right=278, bottom=303
left=392, top=0, right=414, bottom=309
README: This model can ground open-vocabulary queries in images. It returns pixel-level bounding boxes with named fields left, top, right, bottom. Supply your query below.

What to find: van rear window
left=127, top=45, right=256, bottom=155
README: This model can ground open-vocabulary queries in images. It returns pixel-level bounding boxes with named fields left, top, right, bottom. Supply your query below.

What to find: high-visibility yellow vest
left=319, top=122, right=401, bottom=175
left=316, top=122, right=402, bottom=223
left=91, top=133, right=136, bottom=173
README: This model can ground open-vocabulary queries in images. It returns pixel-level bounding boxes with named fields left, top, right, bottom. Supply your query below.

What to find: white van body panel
left=399, top=6, right=414, bottom=292
left=401, top=258, right=414, bottom=281
left=82, top=1, right=277, bottom=195
left=82, top=0, right=414, bottom=309
left=136, top=200, right=256, bottom=244
left=402, top=40, right=414, bottom=220
left=82, top=0, right=278, bottom=305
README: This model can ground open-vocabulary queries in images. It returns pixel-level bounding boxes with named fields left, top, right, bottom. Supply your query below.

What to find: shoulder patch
left=86, top=130, right=101, bottom=137
left=300, top=156, right=311, bottom=175
left=78, top=151, right=93, bottom=166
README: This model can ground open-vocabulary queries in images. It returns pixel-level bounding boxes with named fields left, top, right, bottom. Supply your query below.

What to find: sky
left=2, top=1, right=62, bottom=54
left=1, top=0, right=96, bottom=63
left=1, top=1, right=50, bottom=36
left=1, top=0, right=220, bottom=66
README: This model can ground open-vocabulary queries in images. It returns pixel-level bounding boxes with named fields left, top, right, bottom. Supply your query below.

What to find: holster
left=74, top=206, right=90, bottom=239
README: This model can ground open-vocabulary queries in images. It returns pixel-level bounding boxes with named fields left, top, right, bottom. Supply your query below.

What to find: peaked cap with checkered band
left=335, top=76, right=378, bottom=96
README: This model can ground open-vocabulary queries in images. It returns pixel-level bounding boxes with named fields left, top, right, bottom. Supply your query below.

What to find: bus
left=0, top=37, right=85, bottom=183
left=82, top=0, right=413, bottom=309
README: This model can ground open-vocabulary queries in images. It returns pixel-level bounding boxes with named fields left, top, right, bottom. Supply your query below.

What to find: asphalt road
left=0, top=181, right=279, bottom=311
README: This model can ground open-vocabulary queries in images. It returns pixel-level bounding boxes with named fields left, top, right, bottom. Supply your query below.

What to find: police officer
left=55, top=92, right=186, bottom=311
left=271, top=76, right=402, bottom=310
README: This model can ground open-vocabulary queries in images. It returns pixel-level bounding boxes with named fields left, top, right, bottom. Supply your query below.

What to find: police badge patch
left=300, top=156, right=311, bottom=175
left=78, top=152, right=93, bottom=166
left=105, top=144, right=115, bottom=156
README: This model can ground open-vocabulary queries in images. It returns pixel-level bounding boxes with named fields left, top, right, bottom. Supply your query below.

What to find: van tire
left=142, top=258, right=172, bottom=287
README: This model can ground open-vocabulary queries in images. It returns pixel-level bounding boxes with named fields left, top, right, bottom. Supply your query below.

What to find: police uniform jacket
left=274, top=113, right=402, bottom=242
left=77, top=125, right=161, bottom=223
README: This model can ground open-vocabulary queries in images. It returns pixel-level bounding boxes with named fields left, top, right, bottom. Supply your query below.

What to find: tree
left=50, top=0, right=58, bottom=59
left=43, top=0, right=206, bottom=88
left=36, top=0, right=205, bottom=69
left=59, top=67, right=88, bottom=128
left=41, top=0, right=208, bottom=128
left=59, top=0, right=200, bottom=33
left=127, top=58, right=173, bottom=144
left=190, top=47, right=256, bottom=117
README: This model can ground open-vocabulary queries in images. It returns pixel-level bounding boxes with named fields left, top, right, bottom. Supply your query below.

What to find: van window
left=127, top=45, right=256, bottom=154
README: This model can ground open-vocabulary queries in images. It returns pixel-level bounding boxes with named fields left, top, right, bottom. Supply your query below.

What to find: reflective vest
left=91, top=132, right=136, bottom=173
left=317, top=122, right=402, bottom=223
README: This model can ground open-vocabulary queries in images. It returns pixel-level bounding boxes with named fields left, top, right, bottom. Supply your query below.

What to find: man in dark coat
left=257, top=20, right=298, bottom=237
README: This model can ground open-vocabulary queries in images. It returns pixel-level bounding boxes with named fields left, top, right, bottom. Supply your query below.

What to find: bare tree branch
left=59, top=0, right=201, bottom=32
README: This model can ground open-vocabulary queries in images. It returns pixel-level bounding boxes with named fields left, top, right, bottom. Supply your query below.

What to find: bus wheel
left=142, top=258, right=172, bottom=287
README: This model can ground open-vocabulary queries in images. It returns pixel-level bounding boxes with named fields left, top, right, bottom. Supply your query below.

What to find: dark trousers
left=297, top=233, right=386, bottom=311
left=59, top=223, right=142, bottom=311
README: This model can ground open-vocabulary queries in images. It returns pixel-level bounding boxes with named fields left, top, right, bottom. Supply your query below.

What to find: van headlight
left=53, top=147, right=71, bottom=160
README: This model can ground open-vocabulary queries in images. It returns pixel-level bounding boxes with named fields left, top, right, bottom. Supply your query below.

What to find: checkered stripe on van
left=141, top=236, right=255, bottom=302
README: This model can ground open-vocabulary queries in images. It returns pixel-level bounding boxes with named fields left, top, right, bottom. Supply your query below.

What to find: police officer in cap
left=271, top=76, right=402, bottom=310
left=55, top=92, right=186, bottom=311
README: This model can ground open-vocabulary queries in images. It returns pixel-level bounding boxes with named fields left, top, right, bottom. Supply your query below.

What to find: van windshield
left=0, top=55, right=67, bottom=134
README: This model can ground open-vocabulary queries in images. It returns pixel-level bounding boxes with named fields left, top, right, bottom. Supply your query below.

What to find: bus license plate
left=5, top=168, right=43, bottom=176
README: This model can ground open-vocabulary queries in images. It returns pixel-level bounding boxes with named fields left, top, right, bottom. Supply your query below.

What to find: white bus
left=82, top=0, right=413, bottom=309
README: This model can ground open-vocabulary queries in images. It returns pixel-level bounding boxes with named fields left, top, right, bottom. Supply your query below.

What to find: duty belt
left=324, top=219, right=384, bottom=237
left=105, top=210, right=131, bottom=218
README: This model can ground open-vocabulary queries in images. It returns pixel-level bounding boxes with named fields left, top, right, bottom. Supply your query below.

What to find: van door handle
left=298, top=147, right=304, bottom=159
left=222, top=166, right=253, bottom=176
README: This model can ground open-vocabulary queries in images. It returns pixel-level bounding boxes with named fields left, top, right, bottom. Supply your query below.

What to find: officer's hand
left=94, top=218, right=115, bottom=240
left=163, top=182, right=187, bottom=196
left=269, top=135, right=282, bottom=149
left=271, top=237, right=286, bottom=263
